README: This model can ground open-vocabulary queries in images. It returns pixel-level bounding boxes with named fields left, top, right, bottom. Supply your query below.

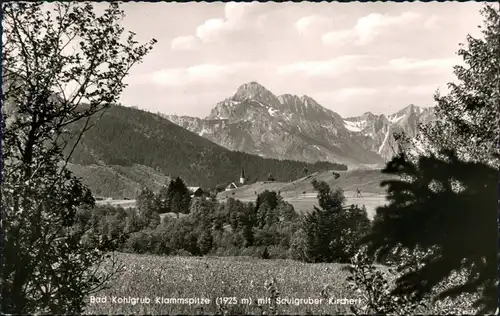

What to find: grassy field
left=218, top=169, right=395, bottom=199
left=84, top=252, right=478, bottom=315
left=84, top=252, right=365, bottom=315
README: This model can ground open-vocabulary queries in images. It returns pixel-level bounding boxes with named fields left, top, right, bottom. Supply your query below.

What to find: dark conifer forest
left=67, top=105, right=347, bottom=189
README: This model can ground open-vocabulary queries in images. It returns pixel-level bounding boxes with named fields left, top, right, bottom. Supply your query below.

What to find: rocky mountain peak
left=277, top=93, right=301, bottom=104
left=299, top=95, right=322, bottom=109
left=361, top=111, right=376, bottom=120
left=166, top=81, right=439, bottom=166
left=232, top=81, right=280, bottom=106
left=398, top=104, right=422, bottom=116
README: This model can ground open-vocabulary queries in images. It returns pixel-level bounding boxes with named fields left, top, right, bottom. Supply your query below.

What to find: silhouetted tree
left=155, top=181, right=171, bottom=213
left=304, top=180, right=369, bottom=263
left=364, top=5, right=499, bottom=313
left=136, top=188, right=157, bottom=213
left=256, top=202, right=271, bottom=229
left=166, top=177, right=191, bottom=215
left=365, top=150, right=497, bottom=312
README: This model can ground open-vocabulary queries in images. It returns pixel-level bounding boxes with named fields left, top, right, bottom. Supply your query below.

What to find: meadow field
left=84, top=252, right=478, bottom=315
left=217, top=169, right=392, bottom=219
left=84, top=252, right=365, bottom=315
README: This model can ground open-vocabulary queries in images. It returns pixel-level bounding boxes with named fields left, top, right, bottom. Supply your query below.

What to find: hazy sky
left=113, top=2, right=484, bottom=118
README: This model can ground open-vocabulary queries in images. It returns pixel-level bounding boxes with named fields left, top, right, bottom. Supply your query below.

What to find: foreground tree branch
left=1, top=2, right=156, bottom=314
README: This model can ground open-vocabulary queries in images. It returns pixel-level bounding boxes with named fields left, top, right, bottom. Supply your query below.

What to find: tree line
left=76, top=180, right=371, bottom=263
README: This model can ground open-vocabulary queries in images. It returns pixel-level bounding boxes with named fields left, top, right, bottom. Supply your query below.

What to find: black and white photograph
left=1, top=1, right=498, bottom=315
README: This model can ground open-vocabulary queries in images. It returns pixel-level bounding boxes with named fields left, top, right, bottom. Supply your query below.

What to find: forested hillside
left=67, top=105, right=347, bottom=190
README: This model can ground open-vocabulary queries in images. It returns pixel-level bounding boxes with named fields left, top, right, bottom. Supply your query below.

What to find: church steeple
left=239, top=167, right=245, bottom=184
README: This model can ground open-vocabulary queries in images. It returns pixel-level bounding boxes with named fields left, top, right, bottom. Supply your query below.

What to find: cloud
left=225, top=2, right=253, bottom=21
left=394, top=84, right=441, bottom=95
left=171, top=35, right=200, bottom=51
left=322, top=30, right=353, bottom=45
left=144, top=62, right=266, bottom=87
left=332, top=87, right=379, bottom=98
left=361, top=57, right=461, bottom=73
left=388, top=57, right=458, bottom=71
left=196, top=18, right=229, bottom=43
left=277, top=55, right=369, bottom=77
left=295, top=15, right=333, bottom=35
left=194, top=2, right=263, bottom=43
left=169, top=2, right=264, bottom=49
left=322, top=12, right=420, bottom=46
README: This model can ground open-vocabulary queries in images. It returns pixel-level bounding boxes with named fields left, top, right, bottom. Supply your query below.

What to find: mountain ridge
left=165, top=81, right=436, bottom=165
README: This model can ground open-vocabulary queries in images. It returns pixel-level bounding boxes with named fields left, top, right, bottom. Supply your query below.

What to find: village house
left=225, top=182, right=243, bottom=191
left=225, top=167, right=247, bottom=191
left=188, top=187, right=204, bottom=198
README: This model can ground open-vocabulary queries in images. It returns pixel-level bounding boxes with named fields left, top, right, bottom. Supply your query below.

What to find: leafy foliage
left=347, top=248, right=423, bottom=315
left=346, top=247, right=479, bottom=315
left=1, top=2, right=155, bottom=313
left=419, top=4, right=499, bottom=168
left=74, top=183, right=333, bottom=263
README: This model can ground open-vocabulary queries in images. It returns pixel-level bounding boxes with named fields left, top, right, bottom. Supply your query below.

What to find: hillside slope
left=67, top=105, right=347, bottom=196
left=67, top=163, right=170, bottom=199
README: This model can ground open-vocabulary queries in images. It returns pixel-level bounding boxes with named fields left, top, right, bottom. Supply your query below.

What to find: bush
left=288, top=229, right=308, bottom=261
left=346, top=247, right=480, bottom=315
left=173, top=249, right=193, bottom=257
left=125, top=232, right=152, bottom=254
left=267, top=246, right=289, bottom=259
left=346, top=248, right=423, bottom=315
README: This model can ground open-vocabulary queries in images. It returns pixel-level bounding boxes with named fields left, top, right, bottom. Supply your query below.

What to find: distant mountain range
left=4, top=74, right=435, bottom=199
left=165, top=82, right=436, bottom=167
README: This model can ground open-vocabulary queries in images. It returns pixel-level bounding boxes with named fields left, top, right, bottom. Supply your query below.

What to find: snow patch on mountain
left=268, top=107, right=278, bottom=116
left=199, top=126, right=214, bottom=136
left=343, top=120, right=365, bottom=132
left=389, top=114, right=404, bottom=123
left=378, top=127, right=391, bottom=154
